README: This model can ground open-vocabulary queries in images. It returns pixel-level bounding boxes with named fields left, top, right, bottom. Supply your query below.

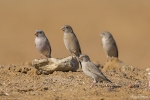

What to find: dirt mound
left=0, top=60, right=149, bottom=100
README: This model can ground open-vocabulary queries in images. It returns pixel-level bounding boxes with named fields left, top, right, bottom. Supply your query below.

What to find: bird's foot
left=90, top=81, right=96, bottom=88
left=37, top=55, right=44, bottom=60
left=40, top=54, right=43, bottom=59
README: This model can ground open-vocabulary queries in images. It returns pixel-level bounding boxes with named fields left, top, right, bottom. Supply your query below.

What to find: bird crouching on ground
left=79, top=54, right=112, bottom=88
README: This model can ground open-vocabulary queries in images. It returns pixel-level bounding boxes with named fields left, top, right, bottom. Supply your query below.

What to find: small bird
left=34, top=30, right=51, bottom=58
left=79, top=54, right=112, bottom=88
left=61, top=25, right=82, bottom=57
left=100, top=31, right=118, bottom=59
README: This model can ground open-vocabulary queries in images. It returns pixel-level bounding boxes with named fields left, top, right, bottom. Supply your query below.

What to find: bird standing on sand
left=61, top=25, right=82, bottom=57
left=34, top=30, right=51, bottom=58
left=79, top=54, right=112, bottom=88
left=100, top=31, right=118, bottom=59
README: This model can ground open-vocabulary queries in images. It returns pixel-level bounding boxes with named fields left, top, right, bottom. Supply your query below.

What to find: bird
left=79, top=54, right=112, bottom=88
left=100, top=31, right=118, bottom=59
left=61, top=25, right=82, bottom=57
left=34, top=30, right=51, bottom=58
left=61, top=25, right=82, bottom=69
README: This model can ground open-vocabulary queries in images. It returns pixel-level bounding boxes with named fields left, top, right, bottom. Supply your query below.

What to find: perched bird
left=79, top=54, right=112, bottom=87
left=61, top=25, right=82, bottom=57
left=34, top=30, right=51, bottom=58
left=100, top=31, right=118, bottom=59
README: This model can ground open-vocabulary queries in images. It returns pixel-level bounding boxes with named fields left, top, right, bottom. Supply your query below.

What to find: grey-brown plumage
left=34, top=30, right=51, bottom=58
left=61, top=25, right=82, bottom=57
left=100, top=31, right=118, bottom=58
left=79, top=54, right=112, bottom=87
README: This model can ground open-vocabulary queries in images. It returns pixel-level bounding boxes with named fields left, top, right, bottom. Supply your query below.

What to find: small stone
left=146, top=68, right=150, bottom=72
left=121, top=65, right=134, bottom=72
left=43, top=87, right=48, bottom=90
left=122, top=73, right=127, bottom=77
left=127, top=84, right=133, bottom=88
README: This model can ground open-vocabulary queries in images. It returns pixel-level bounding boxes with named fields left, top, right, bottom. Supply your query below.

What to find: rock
left=32, top=56, right=79, bottom=74
left=121, top=65, right=134, bottom=72
left=103, top=57, right=134, bottom=72
left=146, top=68, right=150, bottom=72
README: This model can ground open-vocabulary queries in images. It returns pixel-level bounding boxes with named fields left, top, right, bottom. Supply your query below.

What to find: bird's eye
left=66, top=27, right=68, bottom=28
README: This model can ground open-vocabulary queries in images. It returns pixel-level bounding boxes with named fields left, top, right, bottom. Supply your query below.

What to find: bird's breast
left=35, top=37, right=47, bottom=48
left=63, top=33, right=75, bottom=49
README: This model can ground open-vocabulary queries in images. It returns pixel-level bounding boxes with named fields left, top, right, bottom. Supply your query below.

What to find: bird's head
left=100, top=31, right=112, bottom=39
left=79, top=54, right=90, bottom=62
left=34, top=30, right=45, bottom=37
left=61, top=25, right=73, bottom=33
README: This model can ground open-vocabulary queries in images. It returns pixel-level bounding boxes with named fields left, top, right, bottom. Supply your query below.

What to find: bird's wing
left=113, top=42, right=118, bottom=57
left=46, top=38, right=52, bottom=57
left=86, top=62, right=104, bottom=77
left=111, top=37, right=118, bottom=57
left=73, top=33, right=82, bottom=54
left=86, top=62, right=111, bottom=82
left=78, top=43, right=82, bottom=54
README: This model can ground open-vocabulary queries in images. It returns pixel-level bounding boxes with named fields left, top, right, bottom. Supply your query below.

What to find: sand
left=0, top=63, right=149, bottom=100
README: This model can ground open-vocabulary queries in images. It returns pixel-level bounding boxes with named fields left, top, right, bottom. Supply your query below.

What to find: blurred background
left=0, top=0, right=150, bottom=68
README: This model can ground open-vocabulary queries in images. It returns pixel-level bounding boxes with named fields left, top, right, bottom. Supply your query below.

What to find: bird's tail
left=46, top=54, right=51, bottom=58
left=77, top=54, right=82, bottom=69
left=100, top=74, right=112, bottom=83
left=73, top=53, right=82, bottom=70
left=105, top=78, right=112, bottom=83
left=75, top=56, right=82, bottom=69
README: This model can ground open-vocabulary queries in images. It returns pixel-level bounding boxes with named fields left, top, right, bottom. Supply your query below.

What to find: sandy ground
left=0, top=63, right=150, bottom=100
left=0, top=0, right=150, bottom=99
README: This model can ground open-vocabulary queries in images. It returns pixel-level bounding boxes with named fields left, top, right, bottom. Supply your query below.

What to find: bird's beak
left=100, top=33, right=103, bottom=36
left=61, top=27, right=65, bottom=31
left=34, top=32, right=38, bottom=36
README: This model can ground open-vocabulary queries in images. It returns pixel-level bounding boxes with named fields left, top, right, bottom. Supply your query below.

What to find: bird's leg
left=69, top=53, right=72, bottom=57
left=39, top=54, right=43, bottom=59
left=106, top=55, right=108, bottom=62
left=111, top=56, right=114, bottom=61
left=71, top=53, right=74, bottom=59
left=77, top=57, right=82, bottom=70
left=105, top=56, right=108, bottom=63
left=106, top=56, right=110, bottom=62
left=46, top=57, right=49, bottom=61
left=90, top=80, right=97, bottom=88
left=108, top=56, right=110, bottom=62
left=72, top=53, right=78, bottom=60
left=72, top=53, right=79, bottom=59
